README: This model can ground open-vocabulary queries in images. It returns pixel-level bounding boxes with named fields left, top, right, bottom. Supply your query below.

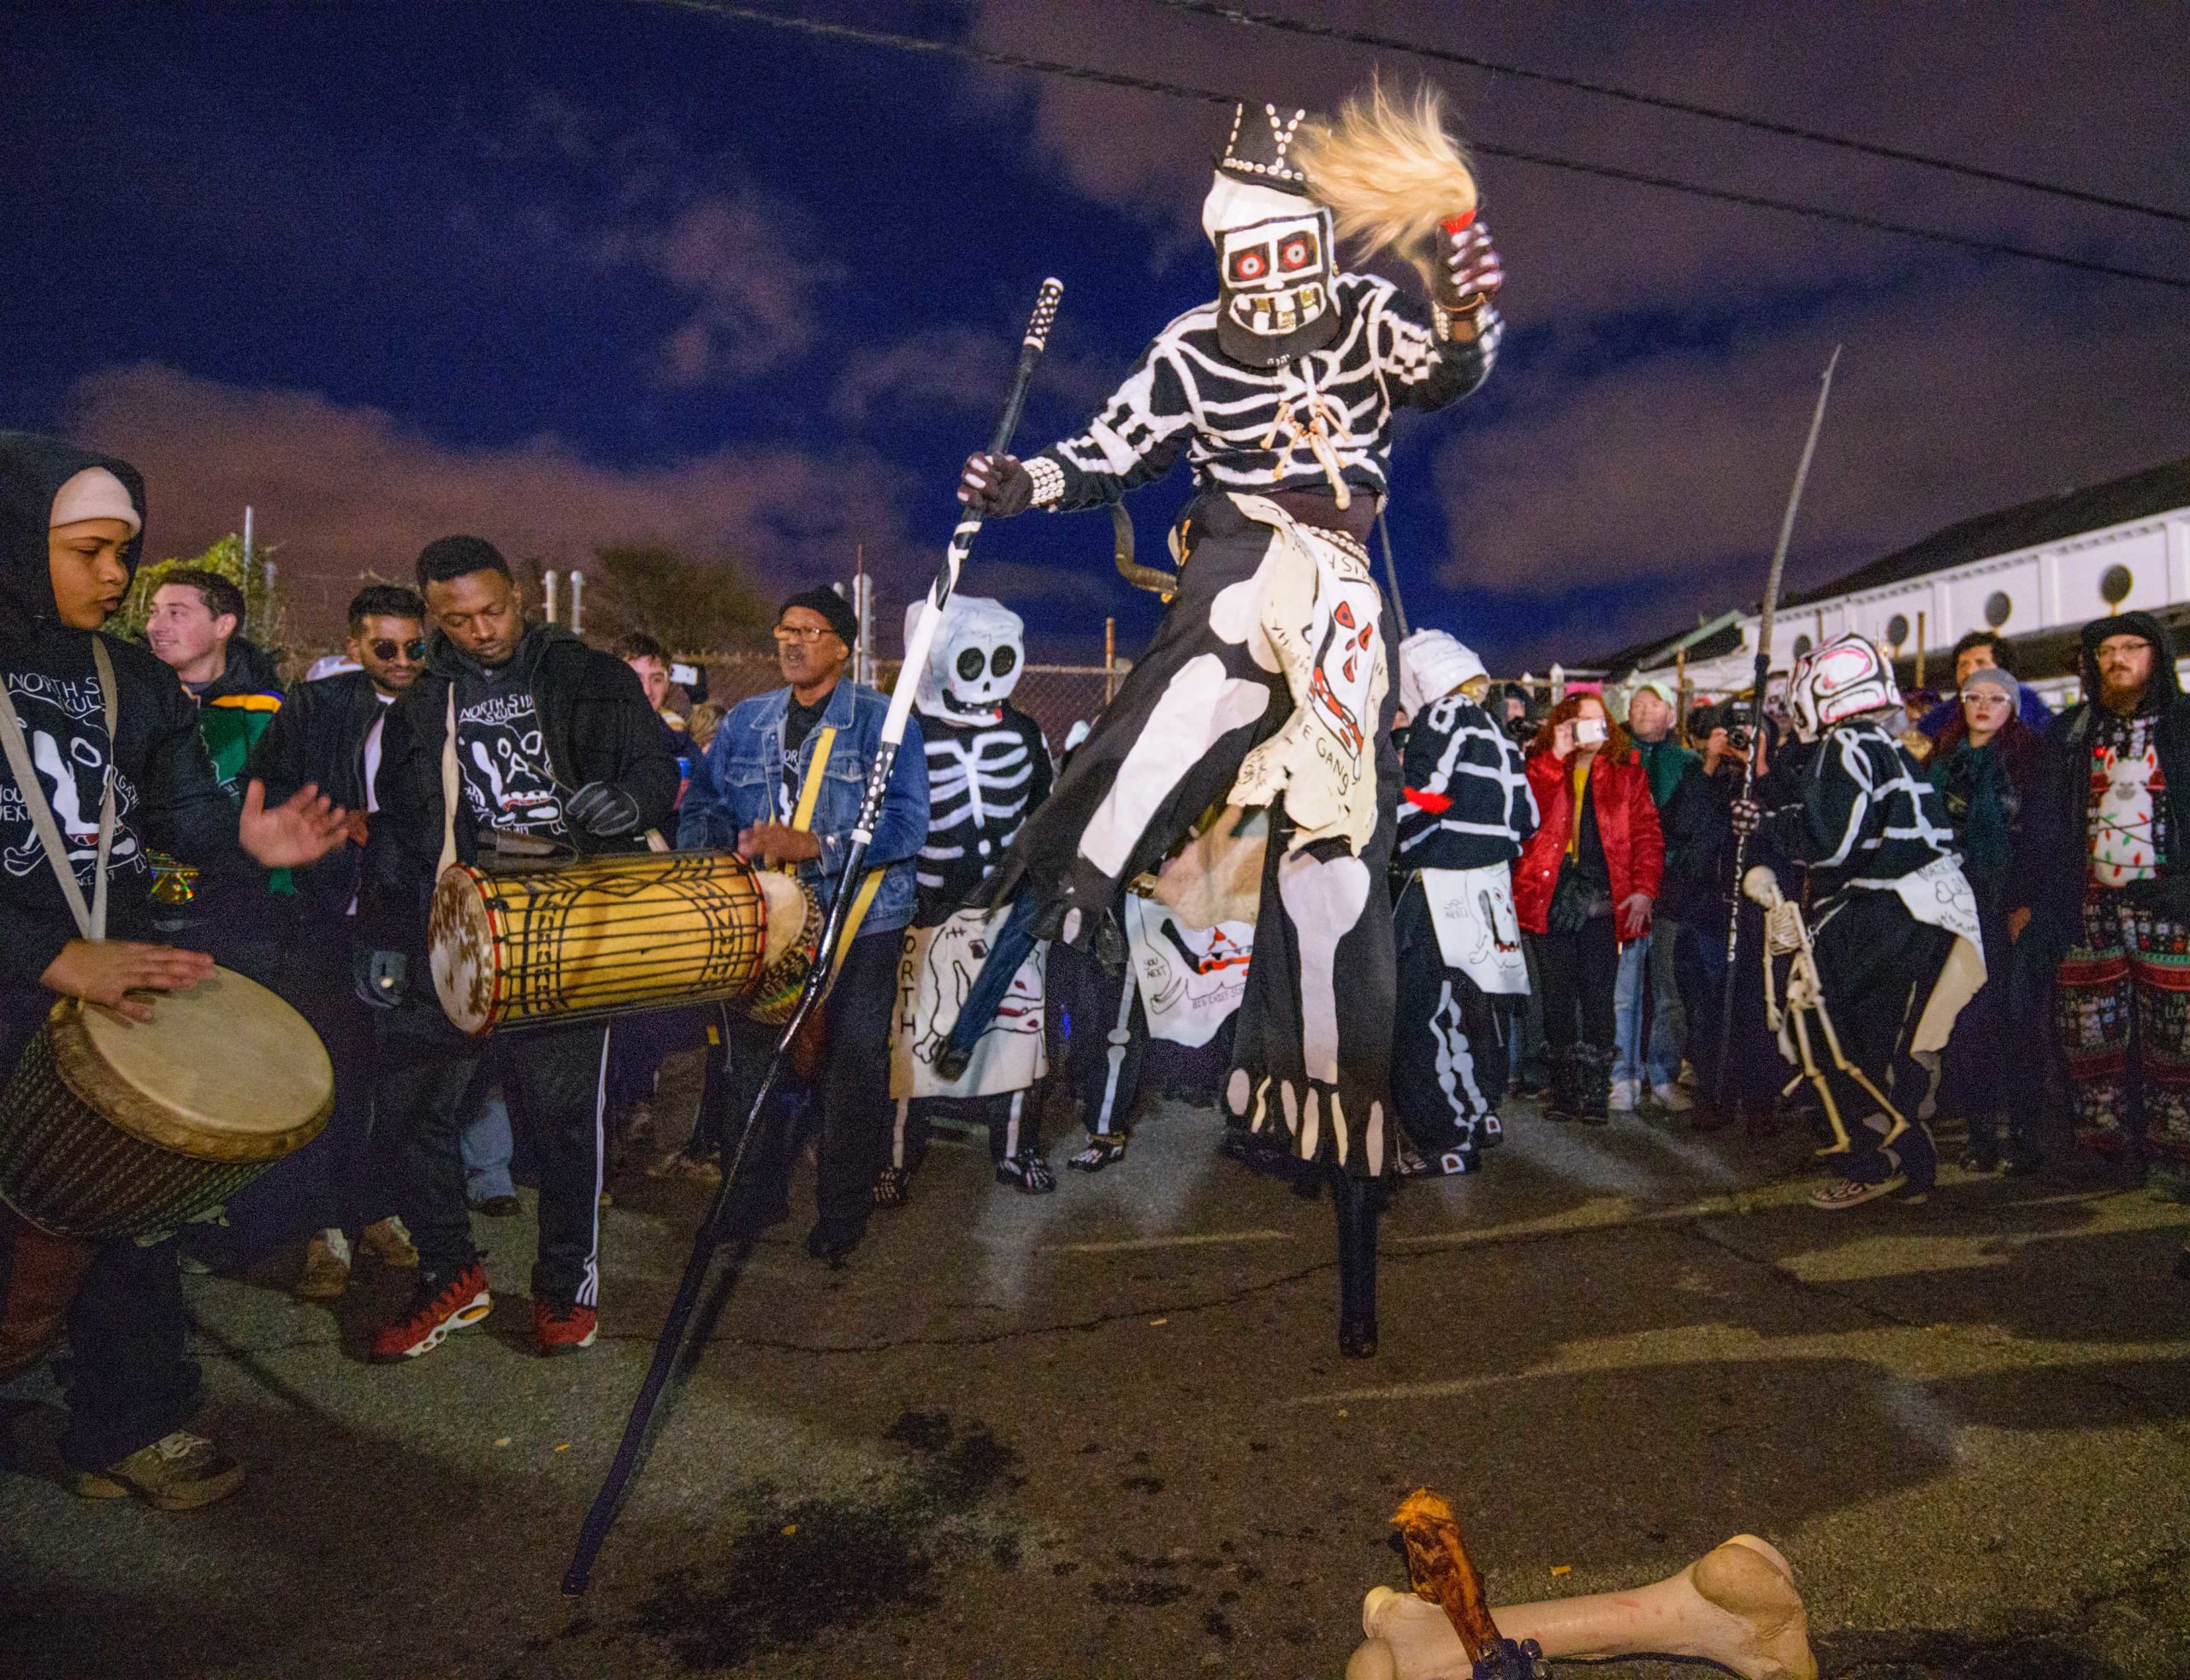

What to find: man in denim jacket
left=678, top=587, right=927, bottom=1263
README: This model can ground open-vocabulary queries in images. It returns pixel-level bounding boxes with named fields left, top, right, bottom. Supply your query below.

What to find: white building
left=1601, top=455, right=2190, bottom=707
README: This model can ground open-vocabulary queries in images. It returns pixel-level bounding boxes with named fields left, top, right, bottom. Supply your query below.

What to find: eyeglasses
left=772, top=624, right=838, bottom=644
left=369, top=638, right=427, bottom=661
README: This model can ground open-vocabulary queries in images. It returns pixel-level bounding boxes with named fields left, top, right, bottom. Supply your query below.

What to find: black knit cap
left=778, top=584, right=858, bottom=649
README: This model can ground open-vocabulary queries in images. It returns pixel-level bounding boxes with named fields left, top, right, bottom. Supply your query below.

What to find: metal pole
left=569, top=570, right=585, bottom=637
left=1915, top=610, right=1927, bottom=689
left=1376, top=508, right=1409, bottom=639
left=543, top=570, right=559, bottom=625
left=1104, top=617, right=1116, bottom=706
left=1713, top=345, right=1842, bottom=1122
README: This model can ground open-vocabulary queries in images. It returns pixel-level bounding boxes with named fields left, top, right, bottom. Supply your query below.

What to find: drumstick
left=564, top=277, right=1064, bottom=1597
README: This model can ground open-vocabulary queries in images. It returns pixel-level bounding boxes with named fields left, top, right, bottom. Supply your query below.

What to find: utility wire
left=634, top=0, right=2190, bottom=292
left=1154, top=0, right=2190, bottom=228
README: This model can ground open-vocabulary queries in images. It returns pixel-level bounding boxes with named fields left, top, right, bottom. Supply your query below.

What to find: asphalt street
left=5, top=1076, right=2189, bottom=1679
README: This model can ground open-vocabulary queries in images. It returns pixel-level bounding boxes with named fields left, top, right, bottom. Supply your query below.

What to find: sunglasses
left=369, top=638, right=427, bottom=661
left=772, top=624, right=838, bottom=644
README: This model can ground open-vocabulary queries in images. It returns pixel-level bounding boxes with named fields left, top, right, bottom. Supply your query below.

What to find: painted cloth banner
left=1418, top=863, right=1529, bottom=996
left=1127, top=890, right=1254, bottom=1048
left=891, top=905, right=1048, bottom=1099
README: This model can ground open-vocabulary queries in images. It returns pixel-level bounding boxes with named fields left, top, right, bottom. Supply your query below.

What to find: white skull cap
left=1398, top=629, right=1486, bottom=719
left=50, top=467, right=140, bottom=536
left=903, top=594, right=1026, bottom=719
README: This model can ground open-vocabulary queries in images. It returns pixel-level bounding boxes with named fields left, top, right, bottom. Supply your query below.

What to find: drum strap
left=437, top=685, right=460, bottom=876
left=0, top=638, right=119, bottom=941
left=788, top=724, right=882, bottom=970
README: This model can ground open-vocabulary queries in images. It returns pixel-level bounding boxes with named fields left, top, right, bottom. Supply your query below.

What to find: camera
left=1724, top=724, right=1753, bottom=755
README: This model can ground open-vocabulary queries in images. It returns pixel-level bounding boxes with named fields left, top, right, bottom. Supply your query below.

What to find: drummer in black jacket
left=245, top=584, right=429, bottom=1298
left=0, top=432, right=346, bottom=1510
left=360, top=536, right=677, bottom=1362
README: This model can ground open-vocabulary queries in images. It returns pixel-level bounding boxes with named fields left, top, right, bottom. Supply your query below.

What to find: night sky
left=5, top=1, right=2186, bottom=667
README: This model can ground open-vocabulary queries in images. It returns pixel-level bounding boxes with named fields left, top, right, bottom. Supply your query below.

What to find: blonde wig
left=1295, top=80, right=1479, bottom=292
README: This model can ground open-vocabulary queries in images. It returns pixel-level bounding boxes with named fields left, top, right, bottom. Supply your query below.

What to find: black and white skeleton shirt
left=455, top=686, right=571, bottom=845
left=1396, top=694, right=1536, bottom=872
left=914, top=705, right=1053, bottom=924
left=1024, top=274, right=1501, bottom=512
left=1760, top=717, right=1958, bottom=902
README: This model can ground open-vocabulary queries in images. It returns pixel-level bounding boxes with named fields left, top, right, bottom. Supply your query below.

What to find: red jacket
left=1513, top=747, right=1666, bottom=941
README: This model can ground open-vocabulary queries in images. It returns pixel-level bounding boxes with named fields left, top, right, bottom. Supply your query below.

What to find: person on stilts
left=944, top=87, right=1504, bottom=1356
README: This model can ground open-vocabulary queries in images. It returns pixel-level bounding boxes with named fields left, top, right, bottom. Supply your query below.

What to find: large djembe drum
left=0, top=969, right=333, bottom=1239
left=429, top=849, right=820, bottom=1035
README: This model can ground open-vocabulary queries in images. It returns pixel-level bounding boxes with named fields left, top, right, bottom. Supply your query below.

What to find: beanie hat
left=1961, top=665, right=2021, bottom=705
left=1397, top=629, right=1488, bottom=719
left=778, top=585, right=859, bottom=650
left=50, top=466, right=140, bottom=536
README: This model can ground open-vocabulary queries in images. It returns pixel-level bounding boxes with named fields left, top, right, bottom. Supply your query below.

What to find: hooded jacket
left=359, top=620, right=678, bottom=977
left=0, top=433, right=239, bottom=1030
left=2019, top=610, right=2190, bottom=957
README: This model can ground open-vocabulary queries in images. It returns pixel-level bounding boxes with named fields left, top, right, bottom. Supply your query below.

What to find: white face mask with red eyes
left=1204, top=174, right=1339, bottom=367
left=1216, top=211, right=1333, bottom=352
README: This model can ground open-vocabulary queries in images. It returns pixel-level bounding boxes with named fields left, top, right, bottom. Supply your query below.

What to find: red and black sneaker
left=369, top=1263, right=492, bottom=1362
left=533, top=1295, right=597, bottom=1356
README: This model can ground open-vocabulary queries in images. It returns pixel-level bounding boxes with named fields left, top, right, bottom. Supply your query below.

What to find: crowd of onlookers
left=1477, top=620, right=2189, bottom=1236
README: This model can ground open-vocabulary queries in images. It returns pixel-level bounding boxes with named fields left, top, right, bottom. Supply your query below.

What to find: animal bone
left=1347, top=1534, right=1816, bottom=1680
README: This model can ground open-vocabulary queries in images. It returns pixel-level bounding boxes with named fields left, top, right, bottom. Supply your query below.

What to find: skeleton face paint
left=904, top=595, right=1027, bottom=724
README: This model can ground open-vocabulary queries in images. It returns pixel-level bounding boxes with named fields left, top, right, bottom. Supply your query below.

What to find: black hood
left=0, top=430, right=146, bottom=630
left=2079, top=610, right=2180, bottom=714
left=424, top=618, right=578, bottom=687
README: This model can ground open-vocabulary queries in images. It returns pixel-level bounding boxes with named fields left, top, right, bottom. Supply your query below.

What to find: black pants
left=710, top=928, right=898, bottom=1231
left=1392, top=879, right=1507, bottom=1154
left=1531, top=918, right=1619, bottom=1053
left=291, top=935, right=397, bottom=1238
left=0, top=1016, right=201, bottom=1470
left=1939, top=900, right=2039, bottom=1156
left=380, top=1009, right=608, bottom=1305
left=1809, top=892, right=1954, bottom=1186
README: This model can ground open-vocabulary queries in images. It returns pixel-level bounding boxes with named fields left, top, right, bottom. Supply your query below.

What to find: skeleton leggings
left=2057, top=887, right=2190, bottom=1160
left=1390, top=877, right=1506, bottom=1160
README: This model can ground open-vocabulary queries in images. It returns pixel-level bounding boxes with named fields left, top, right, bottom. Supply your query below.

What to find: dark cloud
left=66, top=364, right=914, bottom=636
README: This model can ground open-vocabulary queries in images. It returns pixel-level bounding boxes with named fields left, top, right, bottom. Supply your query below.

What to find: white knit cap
left=1202, top=173, right=1314, bottom=243
left=50, top=467, right=140, bottom=536
left=1398, top=629, right=1488, bottom=719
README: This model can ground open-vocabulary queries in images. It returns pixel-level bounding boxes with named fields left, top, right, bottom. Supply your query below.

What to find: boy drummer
left=0, top=433, right=346, bottom=1509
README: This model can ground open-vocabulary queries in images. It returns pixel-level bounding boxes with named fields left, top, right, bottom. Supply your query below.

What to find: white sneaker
left=1608, top=1079, right=1638, bottom=1113
left=1653, top=1080, right=1695, bottom=1114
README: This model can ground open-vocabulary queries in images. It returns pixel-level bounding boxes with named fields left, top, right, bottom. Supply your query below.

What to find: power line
left=634, top=0, right=2190, bottom=292
left=1154, top=0, right=2190, bottom=228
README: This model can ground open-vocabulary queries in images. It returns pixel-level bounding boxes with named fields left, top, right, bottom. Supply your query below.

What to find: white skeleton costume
left=953, top=100, right=1501, bottom=1193
left=1390, top=630, right=1536, bottom=1175
left=885, top=597, right=1057, bottom=1198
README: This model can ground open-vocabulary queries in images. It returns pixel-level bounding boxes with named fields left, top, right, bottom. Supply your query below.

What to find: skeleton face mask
left=1204, top=174, right=1339, bottom=367
left=905, top=595, right=1027, bottom=724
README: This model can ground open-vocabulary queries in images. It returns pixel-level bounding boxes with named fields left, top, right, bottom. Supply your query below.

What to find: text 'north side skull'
left=905, top=595, right=1026, bottom=723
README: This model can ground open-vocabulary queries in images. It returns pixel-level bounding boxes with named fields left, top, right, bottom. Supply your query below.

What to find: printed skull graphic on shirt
left=456, top=690, right=566, bottom=839
left=0, top=671, right=144, bottom=889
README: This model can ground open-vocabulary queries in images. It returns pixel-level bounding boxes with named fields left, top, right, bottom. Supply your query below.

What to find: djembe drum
left=0, top=968, right=334, bottom=1239
left=429, top=850, right=819, bottom=1035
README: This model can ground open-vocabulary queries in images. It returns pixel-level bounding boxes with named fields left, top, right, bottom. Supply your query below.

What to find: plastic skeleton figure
left=880, top=596, right=1057, bottom=1202
left=1390, top=630, right=1536, bottom=1176
left=1733, top=633, right=1983, bottom=1210
left=951, top=92, right=1502, bottom=1358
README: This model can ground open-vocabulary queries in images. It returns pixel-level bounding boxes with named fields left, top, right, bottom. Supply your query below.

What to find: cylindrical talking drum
left=429, top=850, right=814, bottom=1034
left=0, top=969, right=333, bottom=1239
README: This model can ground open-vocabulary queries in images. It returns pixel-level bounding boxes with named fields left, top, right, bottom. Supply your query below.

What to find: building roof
left=1781, top=453, right=2190, bottom=610
left=1587, top=453, right=2190, bottom=672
